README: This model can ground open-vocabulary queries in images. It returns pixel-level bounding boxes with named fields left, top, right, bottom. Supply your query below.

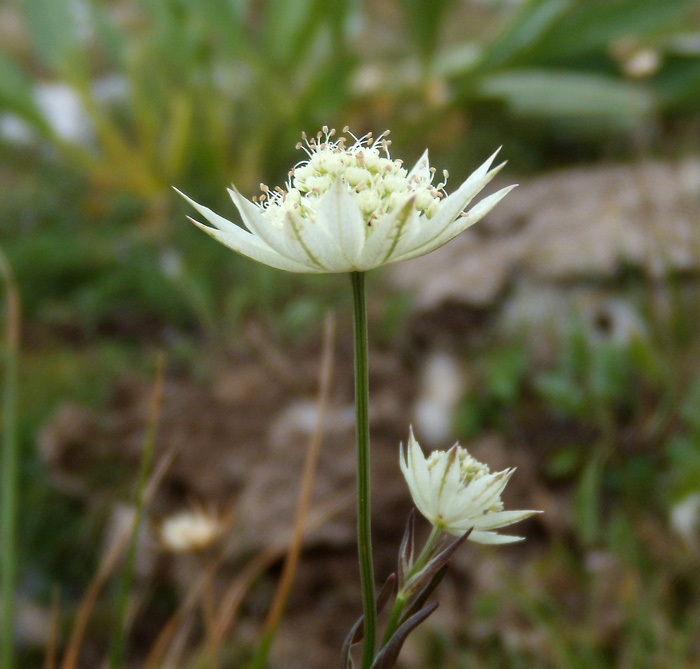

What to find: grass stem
left=0, top=249, right=20, bottom=669
left=108, top=354, right=165, bottom=668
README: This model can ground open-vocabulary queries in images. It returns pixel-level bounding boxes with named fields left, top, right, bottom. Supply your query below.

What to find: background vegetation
left=2, top=0, right=700, bottom=666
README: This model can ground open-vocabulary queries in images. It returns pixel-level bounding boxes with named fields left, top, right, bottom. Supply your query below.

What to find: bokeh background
left=2, top=0, right=700, bottom=666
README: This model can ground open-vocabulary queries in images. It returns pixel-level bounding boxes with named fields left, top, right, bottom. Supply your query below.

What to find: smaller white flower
left=400, top=429, right=541, bottom=544
left=158, top=507, right=227, bottom=553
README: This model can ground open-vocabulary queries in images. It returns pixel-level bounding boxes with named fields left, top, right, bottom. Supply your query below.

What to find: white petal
left=428, top=445, right=461, bottom=517
left=396, top=185, right=516, bottom=262
left=461, top=509, right=541, bottom=531
left=389, top=208, right=421, bottom=259
left=406, top=148, right=430, bottom=183
left=177, top=186, right=317, bottom=270
left=397, top=149, right=505, bottom=254
left=356, top=197, right=418, bottom=270
left=186, top=216, right=317, bottom=273
left=449, top=469, right=513, bottom=520
left=282, top=210, right=349, bottom=271
left=400, top=444, right=425, bottom=517
left=464, top=530, right=525, bottom=544
left=227, top=186, right=298, bottom=259
left=175, top=188, right=244, bottom=235
left=401, top=429, right=433, bottom=519
left=316, top=179, right=366, bottom=266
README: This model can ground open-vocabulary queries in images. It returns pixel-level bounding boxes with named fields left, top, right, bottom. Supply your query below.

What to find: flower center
left=255, top=127, right=448, bottom=229
left=426, top=446, right=504, bottom=514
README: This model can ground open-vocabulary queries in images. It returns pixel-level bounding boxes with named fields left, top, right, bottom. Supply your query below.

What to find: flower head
left=400, top=429, right=540, bottom=544
left=175, top=127, right=514, bottom=273
left=157, top=506, right=228, bottom=553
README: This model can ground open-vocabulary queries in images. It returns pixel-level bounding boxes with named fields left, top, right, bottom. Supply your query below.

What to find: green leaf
left=398, top=0, right=457, bottom=63
left=574, top=456, right=603, bottom=545
left=530, top=0, right=694, bottom=63
left=656, top=59, right=700, bottom=112
left=476, top=0, right=574, bottom=71
left=0, top=52, right=49, bottom=133
left=263, top=0, right=317, bottom=64
left=22, top=0, right=84, bottom=73
left=88, top=3, right=128, bottom=68
left=477, top=70, right=654, bottom=127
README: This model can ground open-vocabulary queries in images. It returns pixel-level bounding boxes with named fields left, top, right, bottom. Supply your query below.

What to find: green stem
left=108, top=356, right=164, bottom=669
left=1, top=250, right=19, bottom=669
left=381, top=594, right=407, bottom=649
left=381, top=526, right=442, bottom=647
left=407, top=525, right=443, bottom=585
left=350, top=271, right=376, bottom=669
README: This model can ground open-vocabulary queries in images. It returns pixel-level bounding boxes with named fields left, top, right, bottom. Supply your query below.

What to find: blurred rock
left=412, top=350, right=466, bottom=446
left=389, top=157, right=700, bottom=352
left=15, top=596, right=52, bottom=649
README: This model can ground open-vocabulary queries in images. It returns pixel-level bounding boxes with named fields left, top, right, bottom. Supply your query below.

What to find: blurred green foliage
left=450, top=304, right=700, bottom=666
left=2, top=1, right=700, bottom=666
left=1, top=0, right=699, bottom=207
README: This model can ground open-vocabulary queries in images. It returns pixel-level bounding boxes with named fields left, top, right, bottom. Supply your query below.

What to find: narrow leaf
left=397, top=510, right=415, bottom=591
left=341, top=574, right=396, bottom=668
left=401, top=565, right=448, bottom=626
left=371, top=602, right=440, bottom=669
left=0, top=52, right=49, bottom=133
left=404, top=529, right=471, bottom=596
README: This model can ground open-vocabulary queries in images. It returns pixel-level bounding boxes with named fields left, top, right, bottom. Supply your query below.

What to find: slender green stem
left=381, top=526, right=442, bottom=647
left=1, top=250, right=20, bottom=669
left=350, top=271, right=376, bottom=669
left=406, top=525, right=443, bottom=585
left=108, top=356, right=164, bottom=669
left=381, top=593, right=407, bottom=649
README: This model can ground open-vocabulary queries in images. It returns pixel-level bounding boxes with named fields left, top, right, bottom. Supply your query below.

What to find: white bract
left=175, top=127, right=514, bottom=273
left=400, top=429, right=540, bottom=544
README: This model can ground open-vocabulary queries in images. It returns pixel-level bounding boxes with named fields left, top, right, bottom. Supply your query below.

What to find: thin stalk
left=250, top=314, right=336, bottom=669
left=0, top=249, right=20, bottom=669
left=350, top=271, right=376, bottom=668
left=381, top=526, right=442, bottom=647
left=201, top=572, right=220, bottom=669
left=108, top=355, right=165, bottom=669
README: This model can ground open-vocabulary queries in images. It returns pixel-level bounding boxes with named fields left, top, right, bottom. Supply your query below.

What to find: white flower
left=400, top=429, right=540, bottom=544
left=175, top=127, right=514, bottom=273
left=158, top=507, right=227, bottom=553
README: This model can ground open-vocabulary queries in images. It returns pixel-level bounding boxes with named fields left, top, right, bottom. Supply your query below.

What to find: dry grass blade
left=213, top=490, right=354, bottom=645
left=42, top=588, right=61, bottom=669
left=108, top=354, right=166, bottom=669
left=252, top=313, right=337, bottom=662
left=59, top=444, right=177, bottom=669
